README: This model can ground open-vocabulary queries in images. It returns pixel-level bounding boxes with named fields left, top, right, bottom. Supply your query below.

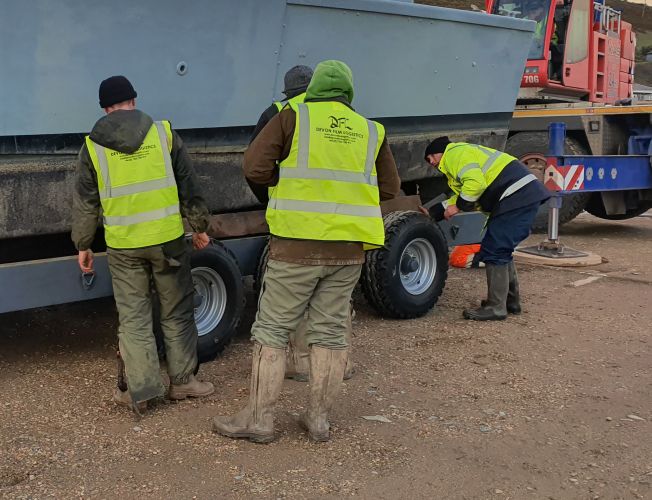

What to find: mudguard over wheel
left=505, top=132, right=591, bottom=232
left=190, top=242, right=245, bottom=362
left=585, top=193, right=651, bottom=220
left=362, top=211, right=448, bottom=319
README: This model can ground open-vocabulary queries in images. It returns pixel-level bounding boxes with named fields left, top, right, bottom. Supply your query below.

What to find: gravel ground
left=1, top=212, right=651, bottom=499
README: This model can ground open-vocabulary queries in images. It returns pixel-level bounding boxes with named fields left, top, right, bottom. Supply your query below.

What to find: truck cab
left=486, top=0, right=635, bottom=104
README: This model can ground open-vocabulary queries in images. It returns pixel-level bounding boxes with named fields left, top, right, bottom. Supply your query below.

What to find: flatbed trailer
left=0, top=0, right=527, bottom=361
left=505, top=102, right=652, bottom=230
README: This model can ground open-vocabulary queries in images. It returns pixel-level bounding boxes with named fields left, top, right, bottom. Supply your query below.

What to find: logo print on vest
left=329, top=116, right=353, bottom=131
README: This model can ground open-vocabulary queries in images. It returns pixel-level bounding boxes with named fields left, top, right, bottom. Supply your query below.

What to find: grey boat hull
left=0, top=0, right=533, bottom=240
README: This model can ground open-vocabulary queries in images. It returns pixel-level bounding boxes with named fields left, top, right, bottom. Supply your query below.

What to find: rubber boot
left=506, top=261, right=522, bottom=314
left=287, top=308, right=356, bottom=381
left=343, top=308, right=355, bottom=380
left=212, top=343, right=285, bottom=443
left=300, top=346, right=348, bottom=442
left=169, top=374, right=214, bottom=400
left=481, top=262, right=521, bottom=314
left=463, top=264, right=509, bottom=321
left=285, top=314, right=310, bottom=382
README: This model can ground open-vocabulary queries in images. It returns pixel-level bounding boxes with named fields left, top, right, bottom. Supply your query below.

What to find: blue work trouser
left=477, top=202, right=541, bottom=265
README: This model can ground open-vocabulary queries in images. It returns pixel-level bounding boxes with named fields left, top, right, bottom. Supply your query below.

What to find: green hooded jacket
left=305, top=60, right=354, bottom=104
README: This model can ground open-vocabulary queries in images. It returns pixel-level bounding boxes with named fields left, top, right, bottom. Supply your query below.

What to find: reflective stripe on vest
left=271, top=199, right=381, bottom=218
left=273, top=92, right=306, bottom=113
left=499, top=173, right=537, bottom=201
left=103, top=204, right=181, bottom=226
left=86, top=120, right=183, bottom=248
left=92, top=122, right=175, bottom=200
left=456, top=162, right=481, bottom=180
left=460, top=191, right=480, bottom=202
left=441, top=143, right=518, bottom=207
left=288, top=103, right=379, bottom=186
left=267, top=101, right=384, bottom=247
left=469, top=144, right=503, bottom=174
left=447, top=143, right=503, bottom=175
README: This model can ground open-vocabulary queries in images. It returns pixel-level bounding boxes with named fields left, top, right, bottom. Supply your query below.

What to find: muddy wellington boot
left=169, top=374, right=214, bottom=400
left=343, top=307, right=355, bottom=380
left=212, top=343, right=286, bottom=443
left=481, top=261, right=521, bottom=314
left=286, top=316, right=310, bottom=382
left=463, top=264, right=509, bottom=321
left=288, top=307, right=356, bottom=381
left=300, top=346, right=348, bottom=442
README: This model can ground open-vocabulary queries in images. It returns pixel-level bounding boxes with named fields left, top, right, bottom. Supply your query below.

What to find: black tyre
left=190, top=242, right=245, bottom=363
left=253, top=239, right=269, bottom=296
left=362, top=211, right=448, bottom=319
left=584, top=193, right=651, bottom=220
left=505, top=132, right=591, bottom=232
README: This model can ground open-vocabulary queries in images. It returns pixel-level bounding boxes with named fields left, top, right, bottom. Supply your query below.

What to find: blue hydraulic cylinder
left=548, top=122, right=566, bottom=157
left=545, top=122, right=566, bottom=241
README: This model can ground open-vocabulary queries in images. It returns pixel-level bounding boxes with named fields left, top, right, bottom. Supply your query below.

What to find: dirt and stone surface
left=1, top=212, right=651, bottom=499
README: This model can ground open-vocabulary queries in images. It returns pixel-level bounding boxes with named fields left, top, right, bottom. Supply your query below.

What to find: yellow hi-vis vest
left=438, top=143, right=536, bottom=208
left=266, top=101, right=385, bottom=248
left=273, top=92, right=306, bottom=112
left=86, top=120, right=184, bottom=249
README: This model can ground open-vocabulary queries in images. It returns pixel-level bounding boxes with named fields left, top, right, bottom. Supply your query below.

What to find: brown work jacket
left=244, top=100, right=400, bottom=265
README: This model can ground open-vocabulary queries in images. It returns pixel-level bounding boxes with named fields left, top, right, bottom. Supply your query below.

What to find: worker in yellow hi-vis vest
left=423, top=137, right=550, bottom=321
left=247, top=65, right=313, bottom=204
left=212, top=60, right=401, bottom=444
left=71, top=76, right=214, bottom=414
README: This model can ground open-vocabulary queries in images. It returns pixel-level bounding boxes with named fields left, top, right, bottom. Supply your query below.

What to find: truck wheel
left=152, top=242, right=244, bottom=365
left=191, top=242, right=245, bottom=362
left=505, top=132, right=591, bottom=232
left=585, top=193, right=651, bottom=220
left=253, top=239, right=269, bottom=296
left=362, top=211, right=448, bottom=319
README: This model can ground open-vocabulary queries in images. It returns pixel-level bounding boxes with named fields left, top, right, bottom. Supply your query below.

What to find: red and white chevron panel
left=544, top=164, right=585, bottom=192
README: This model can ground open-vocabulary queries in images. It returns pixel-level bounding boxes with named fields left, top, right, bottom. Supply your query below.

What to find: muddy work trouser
left=107, top=237, right=198, bottom=404
left=287, top=305, right=354, bottom=377
left=252, top=260, right=362, bottom=350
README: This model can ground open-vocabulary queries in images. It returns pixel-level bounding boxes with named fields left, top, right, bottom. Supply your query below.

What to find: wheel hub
left=520, top=153, right=547, bottom=182
left=399, top=238, right=437, bottom=295
left=400, top=256, right=419, bottom=274
left=191, top=267, right=227, bottom=336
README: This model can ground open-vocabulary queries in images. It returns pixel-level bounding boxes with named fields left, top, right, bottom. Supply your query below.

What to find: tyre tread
left=361, top=211, right=448, bottom=319
left=194, top=240, right=245, bottom=363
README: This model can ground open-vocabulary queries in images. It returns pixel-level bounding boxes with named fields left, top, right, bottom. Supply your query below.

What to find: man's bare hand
left=78, top=250, right=94, bottom=273
left=192, top=232, right=210, bottom=250
left=444, top=205, right=460, bottom=220
left=418, top=206, right=429, bottom=216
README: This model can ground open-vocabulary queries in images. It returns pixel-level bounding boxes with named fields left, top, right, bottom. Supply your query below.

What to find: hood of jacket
left=305, top=60, right=354, bottom=104
left=89, top=109, right=154, bottom=154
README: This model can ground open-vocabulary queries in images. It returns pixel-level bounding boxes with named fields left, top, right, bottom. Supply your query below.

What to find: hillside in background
left=416, top=0, right=652, bottom=85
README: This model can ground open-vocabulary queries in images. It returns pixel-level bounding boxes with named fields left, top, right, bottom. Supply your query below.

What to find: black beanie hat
left=424, top=136, right=451, bottom=159
left=99, top=75, right=137, bottom=108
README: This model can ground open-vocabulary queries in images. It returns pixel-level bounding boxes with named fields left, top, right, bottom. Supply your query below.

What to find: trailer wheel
left=154, top=241, right=244, bottom=364
left=506, top=132, right=591, bottom=232
left=585, top=193, right=651, bottom=220
left=253, top=239, right=269, bottom=296
left=362, top=211, right=448, bottom=319
left=191, top=242, right=244, bottom=362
